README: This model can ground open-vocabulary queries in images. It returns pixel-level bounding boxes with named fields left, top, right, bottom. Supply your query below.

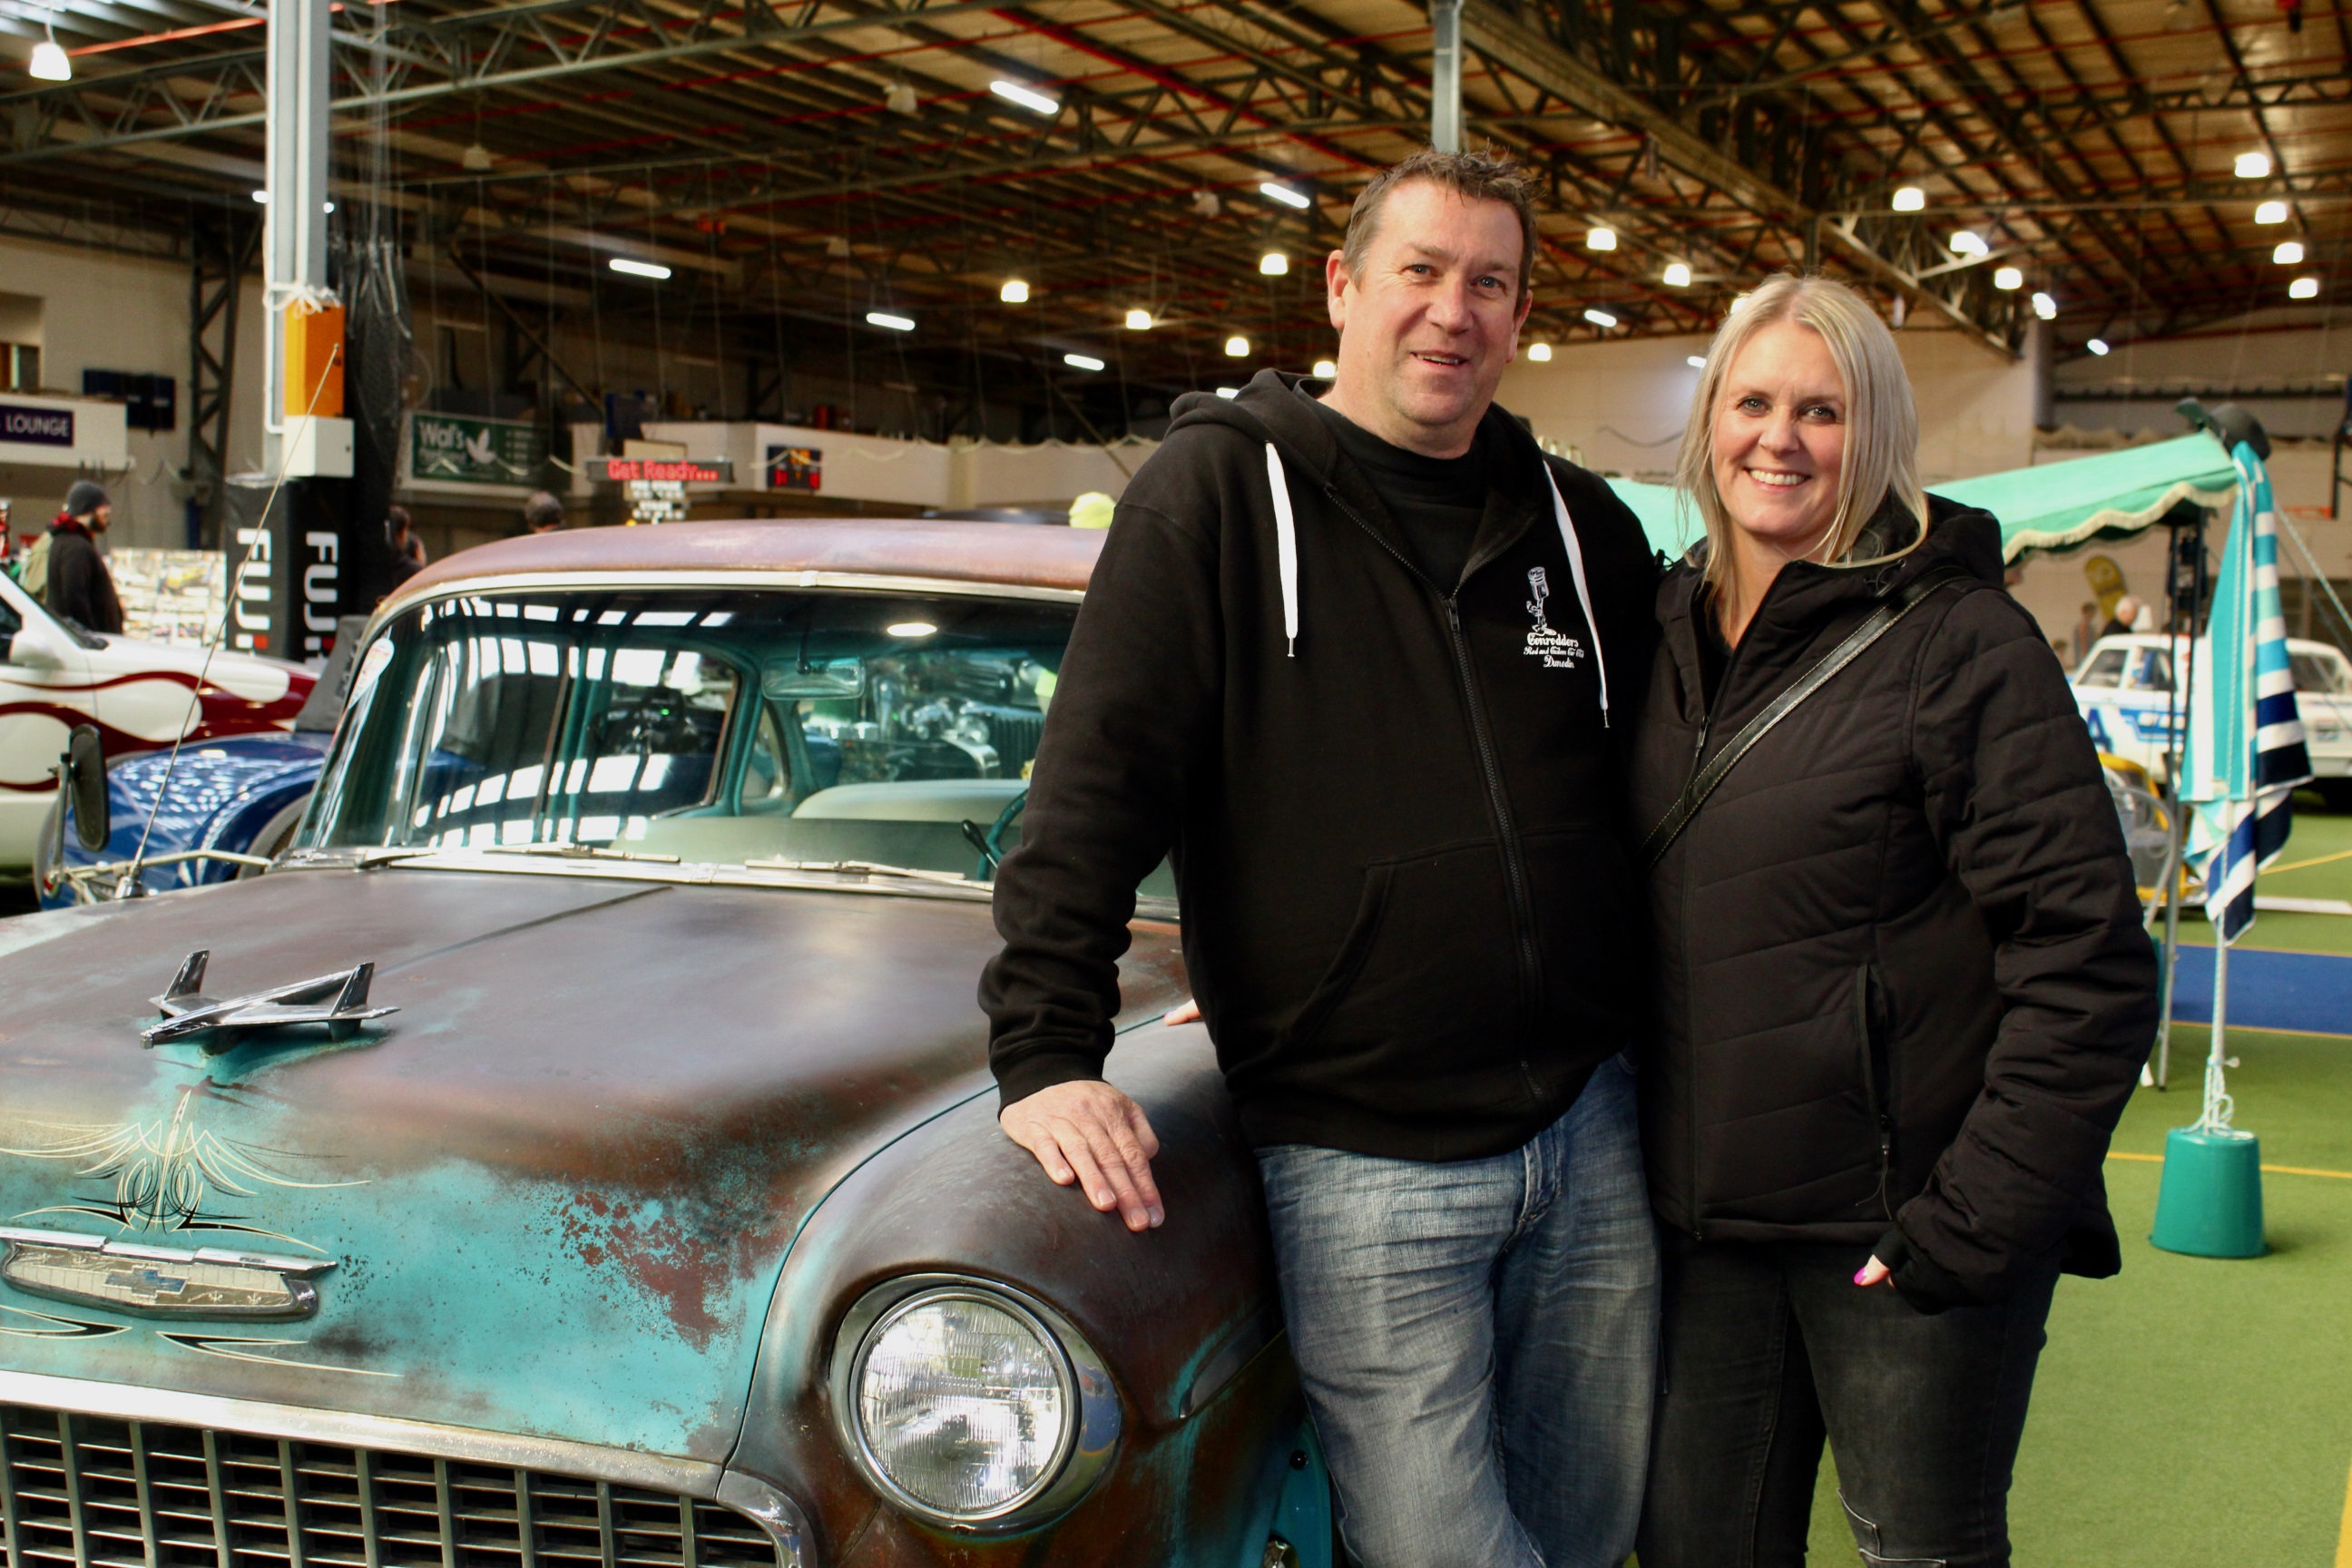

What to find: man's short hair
left=386, top=504, right=412, bottom=536
left=522, top=491, right=565, bottom=530
left=1341, top=147, right=1540, bottom=299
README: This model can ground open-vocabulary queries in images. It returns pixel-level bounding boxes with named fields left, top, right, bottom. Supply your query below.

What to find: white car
left=2071, top=632, right=2352, bottom=807
left=0, top=566, right=315, bottom=866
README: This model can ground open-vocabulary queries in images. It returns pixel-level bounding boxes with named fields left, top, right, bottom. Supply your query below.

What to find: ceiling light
left=1587, top=227, right=1617, bottom=251
left=885, top=82, right=919, bottom=116
left=2032, top=291, right=2057, bottom=319
left=322, top=201, right=335, bottom=213
left=1192, top=190, right=1221, bottom=219
left=1216, top=387, right=1240, bottom=398
left=1993, top=266, right=2024, bottom=290
left=2290, top=276, right=2320, bottom=299
left=462, top=142, right=493, bottom=172
left=887, top=622, right=937, bottom=639
left=1259, top=251, right=1289, bottom=277
left=28, top=40, right=69, bottom=82
left=1891, top=185, right=1926, bottom=212
left=1223, top=335, right=1250, bottom=358
left=1125, top=309, right=1152, bottom=330
left=2256, top=201, right=2289, bottom=224
left=1730, top=292, right=1752, bottom=312
left=2275, top=240, right=2306, bottom=265
left=2235, top=152, right=2272, bottom=179
left=826, top=235, right=852, bottom=258
left=989, top=79, right=1060, bottom=116
left=1662, top=261, right=1691, bottom=287
left=2087, top=338, right=2111, bottom=356
left=250, top=190, right=269, bottom=204
left=1948, top=230, right=1989, bottom=257
left=865, top=310, right=916, bottom=331
left=1259, top=182, right=1311, bottom=211
left=610, top=258, right=672, bottom=280
left=1583, top=308, right=1619, bottom=328
left=1524, top=343, right=1553, bottom=362
left=1312, top=358, right=1338, bottom=378
left=1687, top=355, right=1707, bottom=368
left=1063, top=352, right=1104, bottom=372
left=1000, top=279, right=1029, bottom=304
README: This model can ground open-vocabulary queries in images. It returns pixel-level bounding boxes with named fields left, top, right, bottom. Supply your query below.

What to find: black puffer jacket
left=1630, top=498, right=2157, bottom=1308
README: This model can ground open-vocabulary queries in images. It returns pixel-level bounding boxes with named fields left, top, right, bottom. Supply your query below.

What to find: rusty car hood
left=0, top=866, right=1187, bottom=1463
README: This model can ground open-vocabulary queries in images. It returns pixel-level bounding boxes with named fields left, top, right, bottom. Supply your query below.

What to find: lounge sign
left=0, top=403, right=73, bottom=446
left=409, top=413, right=544, bottom=485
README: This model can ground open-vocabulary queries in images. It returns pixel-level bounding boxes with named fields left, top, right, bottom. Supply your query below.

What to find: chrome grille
left=0, top=1406, right=780, bottom=1568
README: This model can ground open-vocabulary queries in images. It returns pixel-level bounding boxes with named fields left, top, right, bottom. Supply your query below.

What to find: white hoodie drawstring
left=1266, top=443, right=1300, bottom=657
left=1264, top=441, right=1610, bottom=727
left=1544, top=466, right=1611, bottom=728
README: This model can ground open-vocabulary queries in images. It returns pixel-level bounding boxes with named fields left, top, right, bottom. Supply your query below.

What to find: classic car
left=31, top=619, right=369, bottom=908
left=0, top=564, right=315, bottom=867
left=2071, top=632, right=2352, bottom=806
left=0, top=519, right=1333, bottom=1568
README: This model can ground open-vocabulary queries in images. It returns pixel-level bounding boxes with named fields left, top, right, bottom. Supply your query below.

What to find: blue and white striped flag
left=2184, top=439, right=2312, bottom=943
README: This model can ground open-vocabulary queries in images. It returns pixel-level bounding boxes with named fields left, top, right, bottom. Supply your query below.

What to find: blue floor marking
left=2168, top=945, right=2352, bottom=1036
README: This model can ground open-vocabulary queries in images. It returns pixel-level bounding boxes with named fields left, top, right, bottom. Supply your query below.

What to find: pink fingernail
left=1853, top=1269, right=1869, bottom=1285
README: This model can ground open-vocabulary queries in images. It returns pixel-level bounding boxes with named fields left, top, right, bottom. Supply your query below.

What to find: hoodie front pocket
left=1282, top=842, right=1520, bottom=1067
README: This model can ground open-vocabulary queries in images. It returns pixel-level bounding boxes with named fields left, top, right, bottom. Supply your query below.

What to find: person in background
left=41, top=480, right=122, bottom=634
left=1631, top=273, right=2155, bottom=1568
left=522, top=491, right=566, bottom=534
left=2101, top=593, right=2141, bottom=640
left=2072, top=600, right=2100, bottom=665
left=386, top=505, right=427, bottom=588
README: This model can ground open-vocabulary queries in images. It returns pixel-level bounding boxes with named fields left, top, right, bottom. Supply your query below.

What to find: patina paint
left=0, top=865, right=1083, bottom=1461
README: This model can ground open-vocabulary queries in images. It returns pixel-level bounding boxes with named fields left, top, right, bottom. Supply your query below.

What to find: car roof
left=2082, top=633, right=2346, bottom=658
left=382, top=518, right=1106, bottom=616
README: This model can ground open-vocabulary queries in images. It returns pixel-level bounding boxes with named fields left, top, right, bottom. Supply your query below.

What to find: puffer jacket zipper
left=1322, top=482, right=1544, bottom=1082
left=1857, top=963, right=1895, bottom=1220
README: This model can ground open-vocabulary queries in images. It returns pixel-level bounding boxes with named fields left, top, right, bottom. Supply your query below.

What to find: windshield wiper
left=483, top=841, right=683, bottom=865
left=738, top=857, right=975, bottom=887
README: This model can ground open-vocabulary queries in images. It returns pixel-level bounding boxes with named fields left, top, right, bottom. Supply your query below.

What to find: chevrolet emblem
left=0, top=1226, right=333, bottom=1320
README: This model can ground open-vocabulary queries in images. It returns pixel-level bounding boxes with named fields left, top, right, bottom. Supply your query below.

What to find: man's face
left=1324, top=181, right=1531, bottom=456
left=88, top=503, right=111, bottom=533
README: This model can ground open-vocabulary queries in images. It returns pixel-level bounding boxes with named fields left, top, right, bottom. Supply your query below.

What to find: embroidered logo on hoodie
left=1523, top=567, right=1586, bottom=669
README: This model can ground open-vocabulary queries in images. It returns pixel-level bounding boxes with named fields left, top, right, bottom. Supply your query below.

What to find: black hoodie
left=1631, top=499, right=2158, bottom=1308
left=981, top=369, right=1661, bottom=1161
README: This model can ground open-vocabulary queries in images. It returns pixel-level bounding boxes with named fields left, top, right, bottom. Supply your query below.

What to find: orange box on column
left=285, top=304, right=345, bottom=418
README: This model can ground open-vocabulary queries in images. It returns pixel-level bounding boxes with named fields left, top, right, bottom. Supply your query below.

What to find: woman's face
left=1710, top=318, right=1848, bottom=560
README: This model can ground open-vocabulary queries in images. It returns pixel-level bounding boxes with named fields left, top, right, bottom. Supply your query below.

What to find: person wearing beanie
left=521, top=491, right=565, bottom=534
left=41, top=480, right=122, bottom=635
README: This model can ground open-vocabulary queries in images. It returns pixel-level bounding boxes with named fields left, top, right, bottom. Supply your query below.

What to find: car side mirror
left=7, top=626, right=64, bottom=670
left=58, top=724, right=109, bottom=851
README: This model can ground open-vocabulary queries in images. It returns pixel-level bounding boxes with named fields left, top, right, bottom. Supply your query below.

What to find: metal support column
left=263, top=0, right=335, bottom=462
left=186, top=211, right=259, bottom=549
left=1430, top=0, right=1463, bottom=153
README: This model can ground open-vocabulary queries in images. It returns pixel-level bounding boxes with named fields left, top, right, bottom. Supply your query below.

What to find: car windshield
left=2292, top=650, right=2352, bottom=695
left=2077, top=648, right=2127, bottom=688
left=299, top=585, right=1125, bottom=887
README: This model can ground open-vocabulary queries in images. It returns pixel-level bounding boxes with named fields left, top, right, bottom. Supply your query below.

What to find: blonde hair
left=1673, top=273, right=1926, bottom=591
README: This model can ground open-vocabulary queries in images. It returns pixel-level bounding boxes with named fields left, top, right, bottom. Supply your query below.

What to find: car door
left=0, top=573, right=96, bottom=866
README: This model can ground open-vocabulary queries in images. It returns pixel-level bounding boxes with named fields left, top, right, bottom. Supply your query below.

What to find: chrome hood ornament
left=142, top=950, right=397, bottom=1050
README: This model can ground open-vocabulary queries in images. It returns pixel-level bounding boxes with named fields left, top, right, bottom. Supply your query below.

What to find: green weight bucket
left=2150, top=1126, right=2266, bottom=1259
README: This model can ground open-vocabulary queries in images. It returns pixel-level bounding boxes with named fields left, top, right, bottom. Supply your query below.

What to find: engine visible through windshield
left=299, top=586, right=1112, bottom=886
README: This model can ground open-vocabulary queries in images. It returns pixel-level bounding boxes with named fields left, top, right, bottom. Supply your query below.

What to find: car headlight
left=832, top=1277, right=1120, bottom=1532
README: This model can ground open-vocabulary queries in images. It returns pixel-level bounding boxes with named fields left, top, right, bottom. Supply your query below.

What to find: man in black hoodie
left=41, top=481, right=122, bottom=635
left=981, top=151, right=1661, bottom=1565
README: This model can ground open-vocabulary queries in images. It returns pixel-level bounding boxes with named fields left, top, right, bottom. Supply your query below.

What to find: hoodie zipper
left=1321, top=482, right=1545, bottom=1091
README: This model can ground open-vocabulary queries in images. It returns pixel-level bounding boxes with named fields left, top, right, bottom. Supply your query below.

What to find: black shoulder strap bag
left=1641, top=564, right=1976, bottom=869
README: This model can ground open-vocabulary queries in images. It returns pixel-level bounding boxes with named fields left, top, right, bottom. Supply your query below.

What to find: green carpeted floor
left=1800, top=1024, right=2352, bottom=1564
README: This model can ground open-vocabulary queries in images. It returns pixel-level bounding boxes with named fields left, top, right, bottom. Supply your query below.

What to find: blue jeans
left=1255, top=1056, right=1658, bottom=1568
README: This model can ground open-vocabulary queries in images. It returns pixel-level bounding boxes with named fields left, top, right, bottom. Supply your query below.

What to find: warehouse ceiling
left=0, top=0, right=2342, bottom=406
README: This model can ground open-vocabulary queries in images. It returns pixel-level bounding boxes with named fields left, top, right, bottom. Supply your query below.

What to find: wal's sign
left=408, top=413, right=544, bottom=486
